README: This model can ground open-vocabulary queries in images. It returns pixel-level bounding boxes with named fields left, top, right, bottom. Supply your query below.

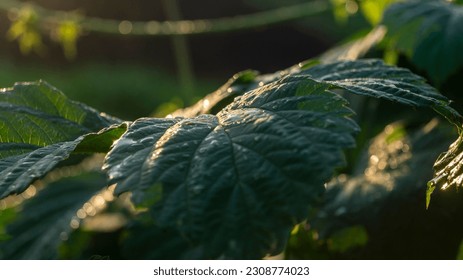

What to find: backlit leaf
left=428, top=133, right=463, bottom=196
left=0, top=81, right=124, bottom=198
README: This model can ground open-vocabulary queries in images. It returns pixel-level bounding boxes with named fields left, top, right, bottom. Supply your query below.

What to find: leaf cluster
left=0, top=56, right=461, bottom=259
left=2, top=1, right=463, bottom=260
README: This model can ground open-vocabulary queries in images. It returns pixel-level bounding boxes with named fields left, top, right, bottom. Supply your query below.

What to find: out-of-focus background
left=0, top=0, right=370, bottom=120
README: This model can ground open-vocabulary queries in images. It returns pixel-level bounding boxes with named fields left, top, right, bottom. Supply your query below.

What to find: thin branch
left=162, top=0, right=195, bottom=97
left=0, top=0, right=330, bottom=36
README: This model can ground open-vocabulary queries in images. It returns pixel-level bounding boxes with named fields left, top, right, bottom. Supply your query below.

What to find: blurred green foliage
left=53, top=19, right=81, bottom=60
left=6, top=5, right=44, bottom=55
left=327, top=226, right=368, bottom=253
left=0, top=58, right=219, bottom=120
left=0, top=208, right=16, bottom=242
left=458, top=240, right=463, bottom=259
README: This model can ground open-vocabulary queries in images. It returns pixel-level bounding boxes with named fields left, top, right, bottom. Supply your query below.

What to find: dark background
left=0, top=1, right=367, bottom=120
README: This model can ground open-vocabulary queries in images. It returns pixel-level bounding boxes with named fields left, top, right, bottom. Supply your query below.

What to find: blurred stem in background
left=161, top=0, right=195, bottom=98
left=0, top=0, right=330, bottom=36
left=0, top=0, right=331, bottom=98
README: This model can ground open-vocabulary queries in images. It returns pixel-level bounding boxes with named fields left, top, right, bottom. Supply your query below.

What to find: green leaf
left=105, top=59, right=455, bottom=259
left=0, top=172, right=107, bottom=259
left=104, top=60, right=459, bottom=258
left=425, top=179, right=436, bottom=210
left=0, top=81, right=125, bottom=199
left=428, top=133, right=463, bottom=195
left=0, top=124, right=125, bottom=199
left=314, top=120, right=453, bottom=236
left=105, top=78, right=358, bottom=259
left=0, top=80, right=120, bottom=158
left=306, top=60, right=462, bottom=126
left=73, top=124, right=128, bottom=154
left=382, top=0, right=463, bottom=84
left=175, top=59, right=461, bottom=126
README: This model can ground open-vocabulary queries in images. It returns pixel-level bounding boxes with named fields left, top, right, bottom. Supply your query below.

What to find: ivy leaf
left=0, top=172, right=107, bottom=259
left=0, top=81, right=125, bottom=198
left=383, top=0, right=463, bottom=84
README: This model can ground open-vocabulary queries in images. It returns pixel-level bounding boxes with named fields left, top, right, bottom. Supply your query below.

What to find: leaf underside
left=104, top=59, right=457, bottom=259
left=383, top=0, right=463, bottom=84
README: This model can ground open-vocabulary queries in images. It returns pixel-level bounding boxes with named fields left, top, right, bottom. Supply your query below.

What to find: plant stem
left=161, top=0, right=195, bottom=98
left=0, top=0, right=330, bottom=36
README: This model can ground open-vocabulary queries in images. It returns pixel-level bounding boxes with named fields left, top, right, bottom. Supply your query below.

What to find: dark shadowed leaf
left=105, top=59, right=456, bottom=259
left=105, top=78, right=358, bottom=259
left=0, top=172, right=107, bottom=259
left=383, top=0, right=463, bottom=84
left=103, top=118, right=180, bottom=196
left=314, top=120, right=453, bottom=236
left=121, top=216, right=192, bottom=260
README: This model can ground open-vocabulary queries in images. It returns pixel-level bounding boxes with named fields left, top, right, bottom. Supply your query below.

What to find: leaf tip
left=426, top=179, right=436, bottom=209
